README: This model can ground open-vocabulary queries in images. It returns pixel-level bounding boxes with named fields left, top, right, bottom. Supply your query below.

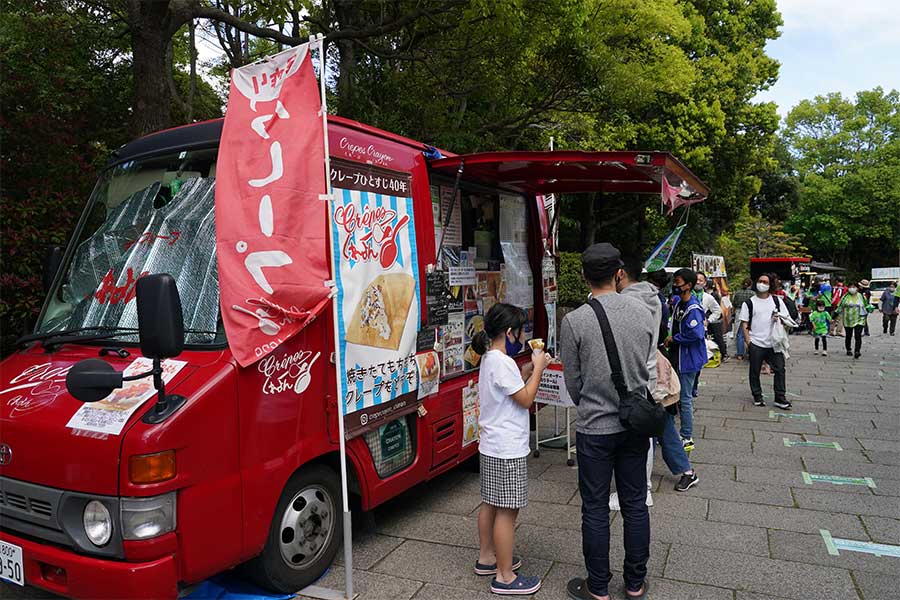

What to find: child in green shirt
left=809, top=300, right=832, bottom=356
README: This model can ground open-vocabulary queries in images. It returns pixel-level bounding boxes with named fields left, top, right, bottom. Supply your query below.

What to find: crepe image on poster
left=463, top=410, right=479, bottom=447
left=465, top=314, right=484, bottom=341
left=444, top=343, right=464, bottom=375
left=416, top=351, right=440, bottom=399
left=346, top=273, right=416, bottom=350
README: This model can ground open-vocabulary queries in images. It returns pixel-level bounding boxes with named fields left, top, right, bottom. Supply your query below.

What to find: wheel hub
left=278, top=485, right=335, bottom=570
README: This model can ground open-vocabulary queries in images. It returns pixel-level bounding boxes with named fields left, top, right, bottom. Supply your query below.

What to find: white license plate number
left=0, top=540, right=24, bottom=586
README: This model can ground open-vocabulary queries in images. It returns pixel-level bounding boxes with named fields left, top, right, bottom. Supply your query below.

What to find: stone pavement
left=5, top=330, right=898, bottom=599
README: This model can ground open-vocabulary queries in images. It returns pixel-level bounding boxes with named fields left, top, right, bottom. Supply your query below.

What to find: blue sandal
left=474, top=555, right=522, bottom=576
left=491, top=574, right=542, bottom=595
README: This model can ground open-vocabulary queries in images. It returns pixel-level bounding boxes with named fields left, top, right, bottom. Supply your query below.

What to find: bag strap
left=588, top=298, right=628, bottom=398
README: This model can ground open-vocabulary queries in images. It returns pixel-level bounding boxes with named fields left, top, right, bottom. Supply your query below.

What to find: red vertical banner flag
left=215, top=44, right=331, bottom=366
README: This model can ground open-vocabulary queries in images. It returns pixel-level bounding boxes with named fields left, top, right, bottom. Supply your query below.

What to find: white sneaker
left=813, top=350, right=819, bottom=355
left=646, top=491, right=654, bottom=507
left=609, top=492, right=620, bottom=511
left=822, top=351, right=828, bottom=356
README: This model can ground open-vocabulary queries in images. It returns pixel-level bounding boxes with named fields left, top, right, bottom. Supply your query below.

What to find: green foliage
left=714, top=205, right=808, bottom=286
left=782, top=88, right=900, bottom=272
left=0, top=1, right=133, bottom=351
left=557, top=252, right=589, bottom=307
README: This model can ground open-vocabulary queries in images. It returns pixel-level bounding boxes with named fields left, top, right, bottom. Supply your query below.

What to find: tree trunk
left=334, top=0, right=358, bottom=118
left=188, top=18, right=196, bottom=122
left=129, top=2, right=173, bottom=136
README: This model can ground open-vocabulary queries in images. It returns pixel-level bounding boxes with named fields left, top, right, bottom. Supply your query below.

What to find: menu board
left=425, top=270, right=450, bottom=326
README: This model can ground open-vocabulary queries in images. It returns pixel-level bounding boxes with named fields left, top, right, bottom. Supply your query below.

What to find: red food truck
left=0, top=115, right=708, bottom=598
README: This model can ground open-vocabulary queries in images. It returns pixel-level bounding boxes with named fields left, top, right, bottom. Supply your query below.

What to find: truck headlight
left=121, top=493, right=176, bottom=540
left=83, top=500, right=113, bottom=546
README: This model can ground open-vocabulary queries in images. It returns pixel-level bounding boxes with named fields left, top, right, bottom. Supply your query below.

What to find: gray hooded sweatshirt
left=620, top=281, right=662, bottom=394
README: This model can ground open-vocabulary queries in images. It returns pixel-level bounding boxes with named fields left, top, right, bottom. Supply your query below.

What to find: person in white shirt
left=472, top=303, right=550, bottom=596
left=739, top=273, right=792, bottom=410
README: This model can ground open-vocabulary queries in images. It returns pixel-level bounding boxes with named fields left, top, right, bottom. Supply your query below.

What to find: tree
left=783, top=88, right=900, bottom=271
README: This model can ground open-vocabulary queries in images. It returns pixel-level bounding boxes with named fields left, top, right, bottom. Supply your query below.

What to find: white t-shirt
left=739, top=295, right=790, bottom=348
left=477, top=350, right=529, bottom=459
left=700, top=292, right=723, bottom=323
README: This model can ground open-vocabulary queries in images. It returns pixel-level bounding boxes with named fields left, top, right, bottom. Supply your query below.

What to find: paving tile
left=373, top=539, right=551, bottom=592
left=768, top=529, right=897, bottom=575
left=863, top=449, right=900, bottom=466
left=664, top=545, right=857, bottom=599
left=300, top=567, right=422, bottom=600
left=374, top=510, right=478, bottom=549
left=527, top=477, right=580, bottom=504
left=793, top=487, right=900, bottom=518
left=517, top=500, right=584, bottom=531
left=724, top=419, right=820, bottom=435
left=852, top=570, right=900, bottom=600
left=856, top=437, right=900, bottom=451
left=335, top=532, right=405, bottom=570
left=689, top=447, right=805, bottom=470
left=736, top=465, right=807, bottom=487
left=650, top=513, right=769, bottom=556
left=514, top=522, right=668, bottom=576
left=537, top=464, right=579, bottom=484
left=647, top=493, right=709, bottom=520
left=860, top=515, right=900, bottom=544
left=670, top=476, right=795, bottom=507
left=701, top=425, right=754, bottom=441
left=410, top=583, right=496, bottom=600
left=707, top=499, right=868, bottom=538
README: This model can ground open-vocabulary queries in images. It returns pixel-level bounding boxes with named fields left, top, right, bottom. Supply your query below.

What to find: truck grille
left=0, top=477, right=62, bottom=529
left=0, top=491, right=53, bottom=518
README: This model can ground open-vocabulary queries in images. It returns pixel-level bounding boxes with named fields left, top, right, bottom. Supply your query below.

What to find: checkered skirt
left=480, top=454, right=529, bottom=508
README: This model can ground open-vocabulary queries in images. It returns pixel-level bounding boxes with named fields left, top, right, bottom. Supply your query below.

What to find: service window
left=430, top=183, right=534, bottom=379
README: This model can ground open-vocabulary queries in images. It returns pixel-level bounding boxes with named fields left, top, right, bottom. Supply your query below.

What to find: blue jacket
left=671, top=294, right=707, bottom=373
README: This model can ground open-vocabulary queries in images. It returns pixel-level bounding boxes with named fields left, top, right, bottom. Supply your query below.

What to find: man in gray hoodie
left=561, top=244, right=655, bottom=600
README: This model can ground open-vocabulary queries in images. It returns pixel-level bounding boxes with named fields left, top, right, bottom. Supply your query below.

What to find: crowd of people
left=468, top=242, right=899, bottom=598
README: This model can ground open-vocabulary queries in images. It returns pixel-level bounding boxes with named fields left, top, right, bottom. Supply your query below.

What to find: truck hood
left=0, top=345, right=194, bottom=495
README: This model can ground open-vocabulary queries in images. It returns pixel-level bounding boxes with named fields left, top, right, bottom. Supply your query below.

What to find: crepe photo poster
left=330, top=182, right=421, bottom=438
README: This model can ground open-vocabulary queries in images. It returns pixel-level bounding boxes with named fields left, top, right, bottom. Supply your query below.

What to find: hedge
left=558, top=251, right=589, bottom=307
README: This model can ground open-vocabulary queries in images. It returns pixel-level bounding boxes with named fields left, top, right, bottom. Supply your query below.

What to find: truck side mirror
left=66, top=359, right=124, bottom=402
left=136, top=273, right=184, bottom=359
left=43, top=245, right=63, bottom=294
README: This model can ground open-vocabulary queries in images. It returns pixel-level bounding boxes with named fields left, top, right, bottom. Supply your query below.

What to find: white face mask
left=757, top=283, right=770, bottom=293
left=694, top=284, right=705, bottom=291
left=848, top=287, right=858, bottom=295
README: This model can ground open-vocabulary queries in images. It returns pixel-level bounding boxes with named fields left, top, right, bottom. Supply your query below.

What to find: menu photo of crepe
left=345, top=273, right=416, bottom=350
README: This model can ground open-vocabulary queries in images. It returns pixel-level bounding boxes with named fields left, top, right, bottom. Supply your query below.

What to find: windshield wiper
left=16, top=326, right=138, bottom=350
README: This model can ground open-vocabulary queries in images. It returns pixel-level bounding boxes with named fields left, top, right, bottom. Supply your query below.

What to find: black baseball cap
left=582, top=243, right=624, bottom=281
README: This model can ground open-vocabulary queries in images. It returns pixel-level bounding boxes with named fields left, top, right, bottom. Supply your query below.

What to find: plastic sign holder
left=783, top=438, right=842, bottom=450
left=820, top=529, right=900, bottom=559
left=802, top=472, right=875, bottom=488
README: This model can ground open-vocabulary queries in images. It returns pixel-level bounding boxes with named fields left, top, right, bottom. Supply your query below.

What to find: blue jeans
left=576, top=431, right=650, bottom=596
left=677, top=371, right=699, bottom=440
left=736, top=326, right=746, bottom=356
left=657, top=411, right=691, bottom=475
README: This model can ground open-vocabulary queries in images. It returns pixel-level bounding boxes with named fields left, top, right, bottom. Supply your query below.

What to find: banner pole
left=313, top=33, right=354, bottom=600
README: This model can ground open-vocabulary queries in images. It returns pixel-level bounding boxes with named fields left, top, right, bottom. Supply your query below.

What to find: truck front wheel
left=245, top=464, right=342, bottom=593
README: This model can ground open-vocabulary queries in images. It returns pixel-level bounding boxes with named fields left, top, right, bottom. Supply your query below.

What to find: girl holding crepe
left=472, top=303, right=550, bottom=595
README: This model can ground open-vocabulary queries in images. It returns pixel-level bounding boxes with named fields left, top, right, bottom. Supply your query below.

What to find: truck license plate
left=0, top=540, right=24, bottom=586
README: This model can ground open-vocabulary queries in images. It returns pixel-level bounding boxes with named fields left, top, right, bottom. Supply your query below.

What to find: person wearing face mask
left=472, top=303, right=550, bottom=596
left=880, top=281, right=899, bottom=335
left=695, top=272, right=727, bottom=363
left=739, top=274, right=792, bottom=409
left=835, top=282, right=872, bottom=358
left=665, top=269, right=707, bottom=453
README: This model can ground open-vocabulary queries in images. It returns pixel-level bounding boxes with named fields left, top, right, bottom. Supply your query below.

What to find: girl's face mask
left=505, top=328, right=524, bottom=355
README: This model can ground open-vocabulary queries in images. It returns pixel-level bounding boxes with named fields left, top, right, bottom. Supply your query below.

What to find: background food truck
left=0, top=115, right=708, bottom=599
left=870, top=266, right=900, bottom=310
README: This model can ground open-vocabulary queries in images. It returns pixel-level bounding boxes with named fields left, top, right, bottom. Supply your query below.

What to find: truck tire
left=244, top=464, right=342, bottom=593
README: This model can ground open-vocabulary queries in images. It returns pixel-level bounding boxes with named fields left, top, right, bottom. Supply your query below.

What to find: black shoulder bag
left=588, top=298, right=667, bottom=438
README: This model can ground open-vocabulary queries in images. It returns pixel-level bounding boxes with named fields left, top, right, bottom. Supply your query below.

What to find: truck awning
left=427, top=151, right=709, bottom=199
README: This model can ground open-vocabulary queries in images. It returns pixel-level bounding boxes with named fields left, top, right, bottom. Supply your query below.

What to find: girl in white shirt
left=472, top=303, right=550, bottom=595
